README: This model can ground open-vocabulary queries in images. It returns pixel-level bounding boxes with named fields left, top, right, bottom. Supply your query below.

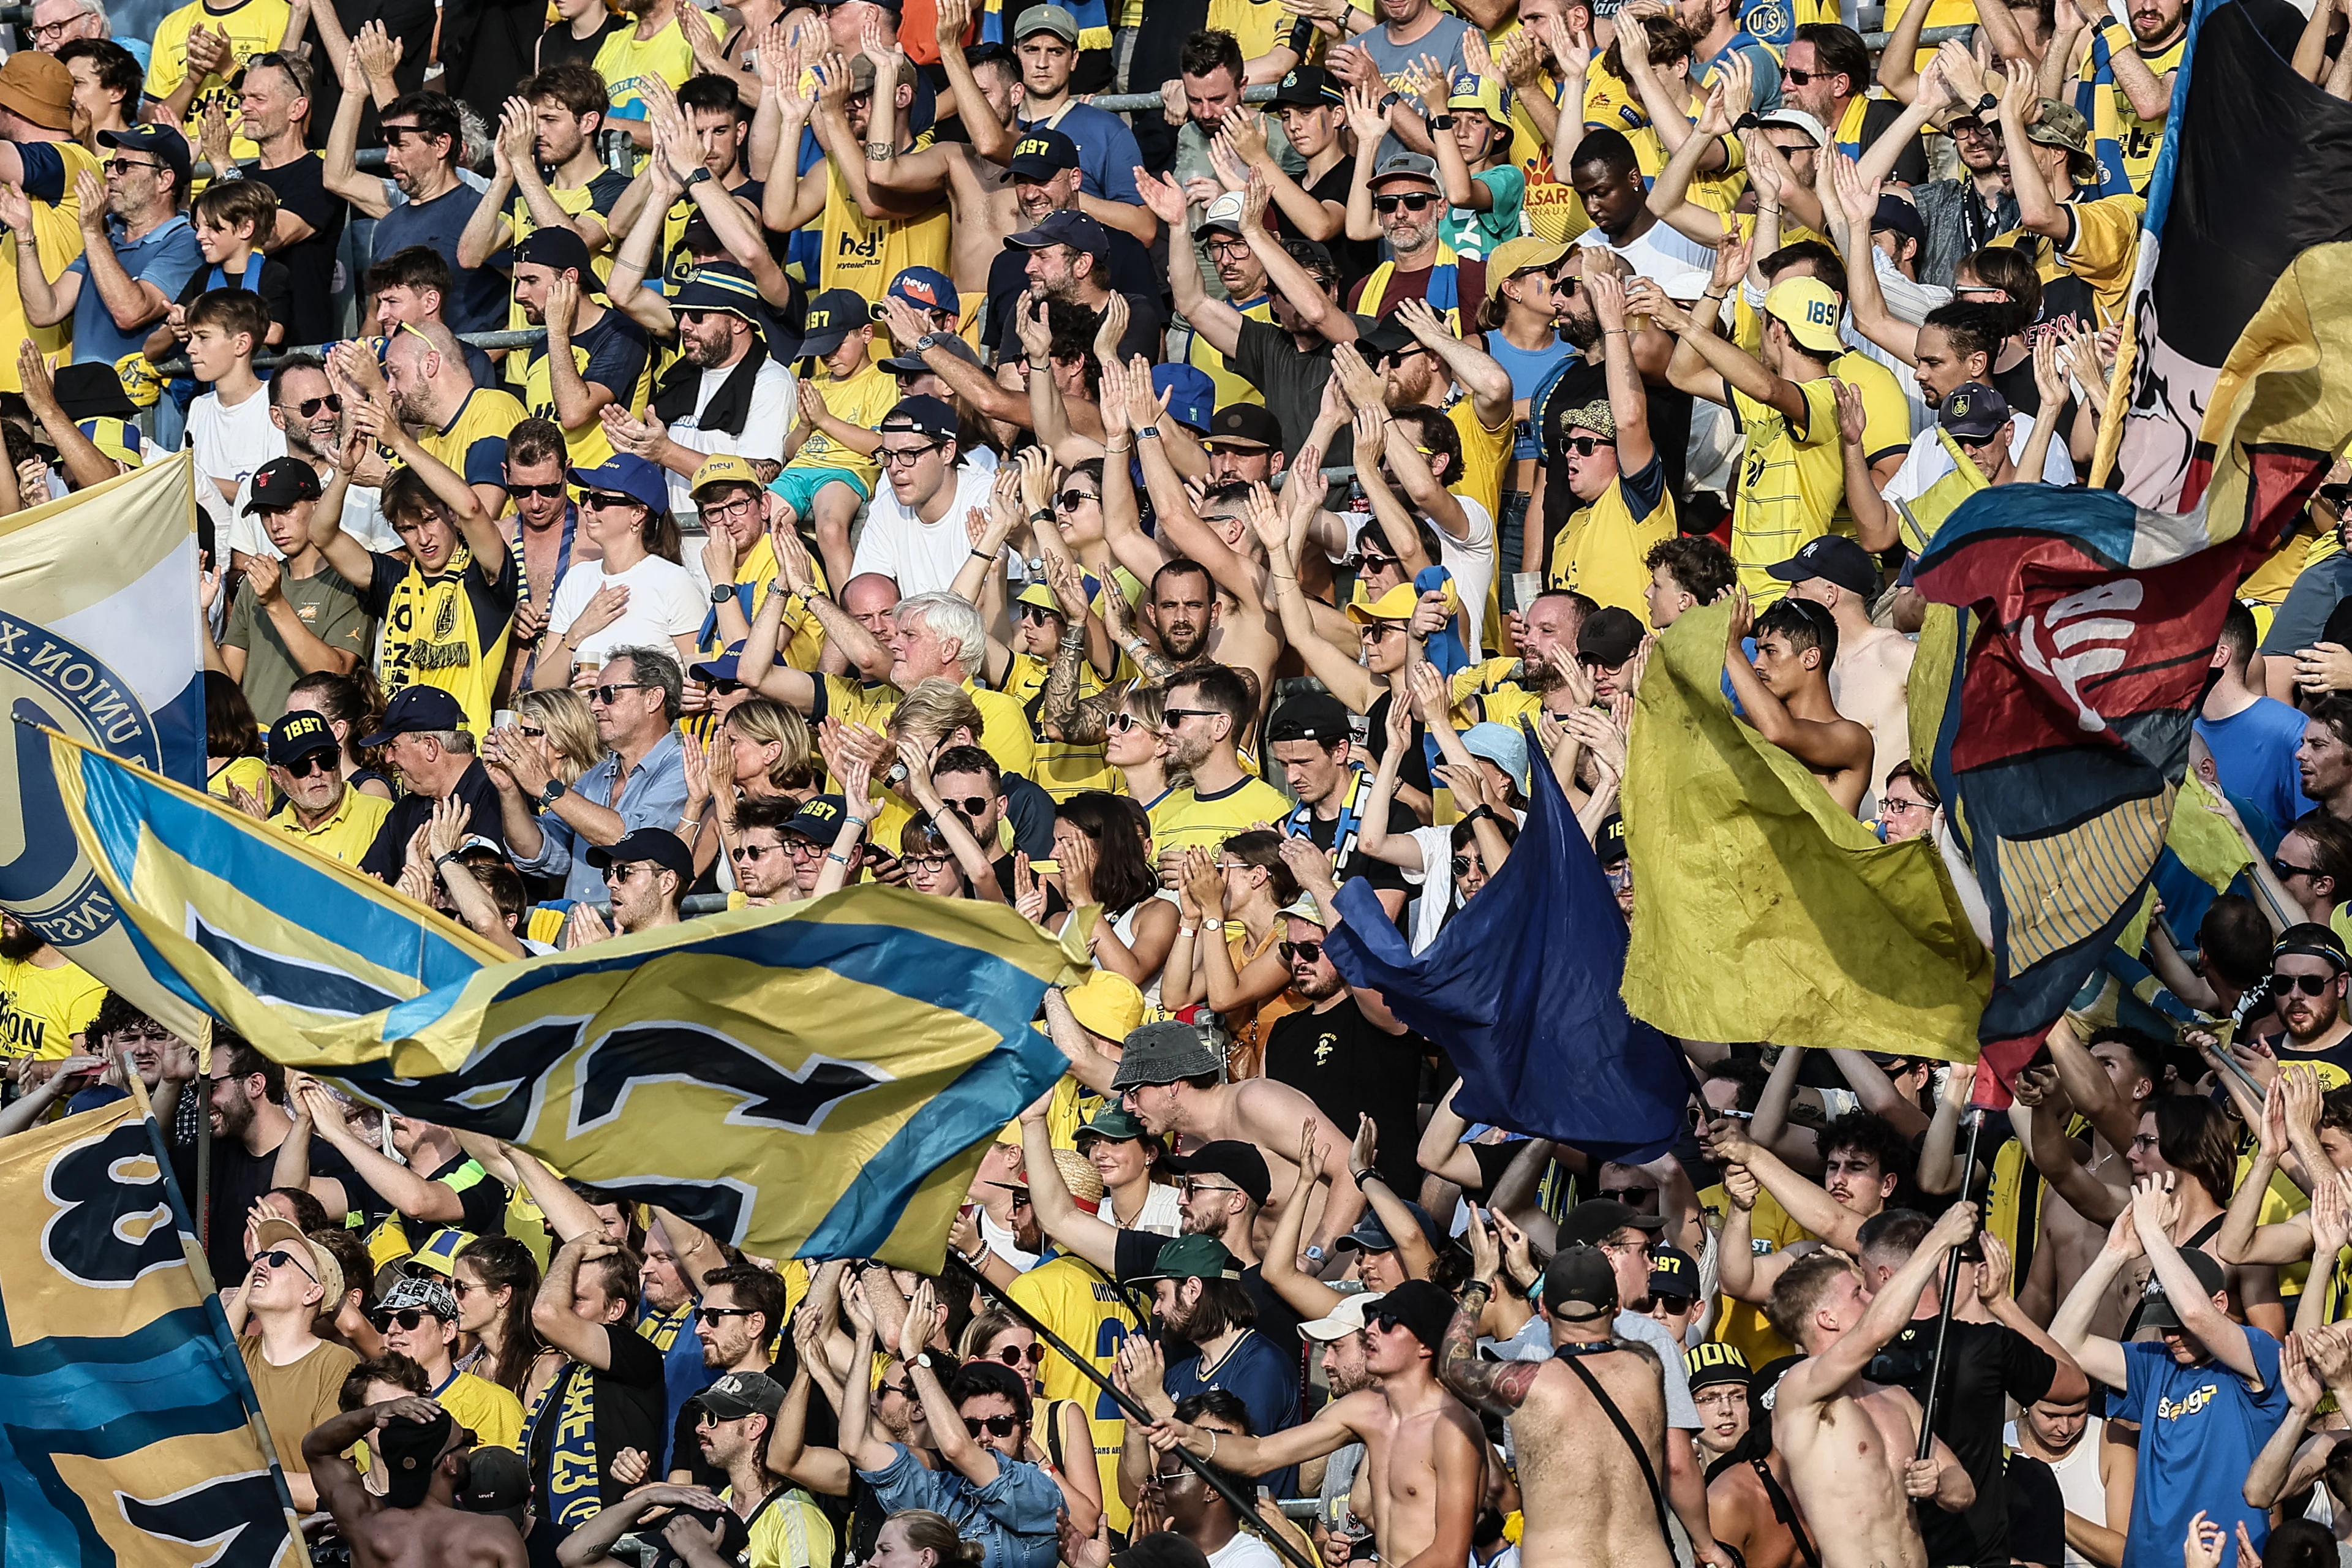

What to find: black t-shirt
left=299, top=0, right=435, bottom=148
left=2004, top=1450, right=2065, bottom=1568
left=252, top=153, right=350, bottom=348
left=1229, top=313, right=1380, bottom=460
left=1303, top=162, right=1379, bottom=293
left=526, top=1322, right=668, bottom=1544
left=176, top=1128, right=377, bottom=1290
left=175, top=257, right=298, bottom=353
left=984, top=233, right=1161, bottom=364
left=424, top=1151, right=510, bottom=1237
left=1872, top=1317, right=2057, bottom=1566
left=1861, top=96, right=1931, bottom=186
left=1294, top=783, right=1412, bottom=904
left=1263, top=997, right=1428, bottom=1196
left=1361, top=691, right=1434, bottom=800
left=534, top=14, right=625, bottom=73
left=360, top=758, right=511, bottom=880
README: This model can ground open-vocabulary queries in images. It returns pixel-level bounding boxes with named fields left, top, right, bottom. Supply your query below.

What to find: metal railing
left=148, top=326, right=545, bottom=380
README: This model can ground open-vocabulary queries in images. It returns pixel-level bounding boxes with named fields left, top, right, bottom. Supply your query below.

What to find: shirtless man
left=303, top=1395, right=527, bottom=1568
left=1725, top=587, right=1876, bottom=816
left=1439, top=1246, right=1733, bottom=1568
left=1770, top=535, right=1912, bottom=813
left=1702, top=1357, right=1819, bottom=1568
left=1766, top=1202, right=1979, bottom=1568
left=1050, top=1000, right=1366, bottom=1267
left=1145, top=1280, right=1483, bottom=1568
left=2010, top=1022, right=2160, bottom=1332
left=865, top=0, right=1030, bottom=292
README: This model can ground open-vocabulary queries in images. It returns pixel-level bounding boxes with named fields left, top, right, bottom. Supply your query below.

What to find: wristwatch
left=911, top=1351, right=933, bottom=1369
left=1731, top=111, right=1762, bottom=132
left=1975, top=92, right=2001, bottom=116
left=1427, top=112, right=1455, bottom=129
left=1137, top=424, right=1162, bottom=440
left=1378, top=91, right=1401, bottom=114
left=711, top=581, right=737, bottom=606
left=538, top=779, right=568, bottom=809
left=1304, top=1245, right=1325, bottom=1264
left=916, top=331, right=948, bottom=353
left=682, top=167, right=712, bottom=187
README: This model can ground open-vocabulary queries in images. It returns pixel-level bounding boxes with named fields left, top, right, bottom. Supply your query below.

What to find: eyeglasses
left=1783, top=67, right=1819, bottom=83
left=1279, top=940, right=1323, bottom=963
left=731, top=843, right=781, bottom=861
left=963, top=1414, right=1023, bottom=1438
left=2271, top=972, right=2339, bottom=997
left=785, top=839, right=829, bottom=860
left=1883, top=796, right=1931, bottom=816
left=697, top=1305, right=759, bottom=1324
left=278, top=753, right=336, bottom=778
left=2273, top=859, right=2320, bottom=881
left=1160, top=707, right=1219, bottom=725
left=701, top=494, right=761, bottom=524
left=26, top=15, right=81, bottom=41
left=583, top=490, right=643, bottom=511
left=985, top=1343, right=1046, bottom=1368
left=1205, top=236, right=1254, bottom=257
left=1016, top=603, right=1061, bottom=625
left=1373, top=192, right=1441, bottom=214
left=1155, top=1461, right=1199, bottom=1483
left=104, top=156, right=160, bottom=176
left=371, top=1307, right=435, bottom=1331
left=1561, top=435, right=1615, bottom=456
left=904, top=854, right=954, bottom=875
left=508, top=481, right=567, bottom=500
left=292, top=394, right=344, bottom=418
left=590, top=682, right=647, bottom=705
left=451, top=1278, right=481, bottom=1297
left=1055, top=489, right=1096, bottom=510
left=256, top=1246, right=317, bottom=1281
left=879, top=443, right=942, bottom=467
left=2128, top=1133, right=2161, bottom=1150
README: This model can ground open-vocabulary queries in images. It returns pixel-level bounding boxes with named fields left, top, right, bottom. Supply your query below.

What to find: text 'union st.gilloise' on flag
left=48, top=730, right=1093, bottom=1270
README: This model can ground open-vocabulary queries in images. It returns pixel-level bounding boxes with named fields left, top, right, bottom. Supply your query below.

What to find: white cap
left=1300, top=1291, right=1386, bottom=1342
left=1757, top=107, right=1828, bottom=148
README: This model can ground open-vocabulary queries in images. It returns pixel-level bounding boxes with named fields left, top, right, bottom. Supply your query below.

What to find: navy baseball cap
left=1008, top=209, right=1110, bottom=260
left=1152, top=364, right=1214, bottom=434
left=880, top=394, right=959, bottom=443
left=267, top=711, right=340, bottom=766
left=514, top=225, right=600, bottom=287
left=586, top=827, right=695, bottom=881
left=1766, top=533, right=1876, bottom=596
left=1007, top=127, right=1080, bottom=181
left=360, top=685, right=467, bottom=745
left=799, top=288, right=870, bottom=360
left=568, top=453, right=669, bottom=513
left=1938, top=382, right=2014, bottom=443
left=100, top=124, right=189, bottom=192
left=882, top=265, right=958, bottom=316
left=1268, top=64, right=1341, bottom=107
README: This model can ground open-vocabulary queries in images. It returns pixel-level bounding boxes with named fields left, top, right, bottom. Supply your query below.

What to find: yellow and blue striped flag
left=51, top=733, right=1091, bottom=1268
left=0, top=1090, right=306, bottom=1565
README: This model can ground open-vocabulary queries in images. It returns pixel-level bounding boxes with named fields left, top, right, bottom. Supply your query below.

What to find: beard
left=0, top=925, right=41, bottom=961
left=1558, top=305, right=1602, bottom=351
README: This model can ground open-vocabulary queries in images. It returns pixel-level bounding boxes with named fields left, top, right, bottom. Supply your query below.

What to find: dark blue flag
left=1321, top=753, right=1690, bottom=1164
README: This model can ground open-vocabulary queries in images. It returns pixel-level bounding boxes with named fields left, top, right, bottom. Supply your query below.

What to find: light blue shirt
left=858, top=1444, right=1063, bottom=1568
left=67, top=211, right=199, bottom=368
left=511, top=728, right=691, bottom=901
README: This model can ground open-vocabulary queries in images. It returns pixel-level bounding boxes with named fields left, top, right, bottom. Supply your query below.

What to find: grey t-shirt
left=1358, top=16, right=1472, bottom=161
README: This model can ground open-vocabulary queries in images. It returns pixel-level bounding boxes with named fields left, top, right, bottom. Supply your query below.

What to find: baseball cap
left=1108, top=1019, right=1221, bottom=1090
left=1447, top=76, right=1513, bottom=128
left=359, top=685, right=467, bottom=747
left=1486, top=235, right=1570, bottom=299
left=100, top=124, right=190, bottom=190
left=1370, top=1278, right=1458, bottom=1352
left=1204, top=404, right=1281, bottom=451
left=1268, top=65, right=1341, bottom=107
left=1577, top=606, right=1645, bottom=666
left=1136, top=1234, right=1242, bottom=1283
left=513, top=225, right=600, bottom=286
left=1766, top=534, right=1877, bottom=596
left=2136, top=1248, right=2226, bottom=1329
left=1370, top=150, right=1440, bottom=187
left=0, top=51, right=72, bottom=132
left=1013, top=2, right=1079, bottom=41
left=1007, top=208, right=1110, bottom=260
left=1540, top=1243, right=1619, bottom=1322
left=1937, top=382, right=2014, bottom=443
left=1558, top=1197, right=1668, bottom=1246
left=1596, top=812, right=1627, bottom=869
left=1685, top=1340, right=1752, bottom=1392
left=1200, top=191, right=1248, bottom=236
left=1761, top=277, right=1845, bottom=356
left=1757, top=107, right=1826, bottom=147
left=1356, top=318, right=1418, bottom=363
left=673, top=263, right=767, bottom=325
left=376, top=1405, right=457, bottom=1509
left=1870, top=194, right=1927, bottom=246
left=1007, top=128, right=1080, bottom=181
left=406, top=1226, right=473, bottom=1278
left=1015, top=581, right=1066, bottom=618
left=783, top=794, right=847, bottom=842
left=243, top=456, right=323, bottom=514
left=377, top=1272, right=460, bottom=1322
left=267, top=712, right=340, bottom=767
left=2275, top=922, right=2351, bottom=973
left=883, top=265, right=959, bottom=316
left=1298, top=1290, right=1384, bottom=1341
left=568, top=453, right=669, bottom=513
left=586, top=827, right=696, bottom=881
left=1065, top=968, right=1146, bottom=1042
left=1074, top=1106, right=1151, bottom=1145
left=689, top=644, right=746, bottom=685
left=1159, top=1140, right=1272, bottom=1206
left=1335, top=1199, right=1446, bottom=1255
left=1645, top=1245, right=1699, bottom=1302
left=1460, top=722, right=1530, bottom=796
left=1346, top=581, right=1422, bottom=625
left=690, top=452, right=764, bottom=499
left=457, top=1445, right=529, bottom=1531
left=1152, top=364, right=1216, bottom=434
left=54, top=363, right=137, bottom=421
left=881, top=332, right=981, bottom=376
left=1265, top=692, right=1354, bottom=745
left=880, top=393, right=959, bottom=443
left=694, top=1369, right=789, bottom=1420
left=799, top=288, right=870, bottom=360
left=249, top=1216, right=345, bottom=1309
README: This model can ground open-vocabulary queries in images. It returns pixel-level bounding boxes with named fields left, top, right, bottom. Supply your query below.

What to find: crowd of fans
left=10, top=0, right=2352, bottom=1561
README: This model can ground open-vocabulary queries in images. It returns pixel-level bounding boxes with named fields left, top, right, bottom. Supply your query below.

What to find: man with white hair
left=26, top=0, right=108, bottom=53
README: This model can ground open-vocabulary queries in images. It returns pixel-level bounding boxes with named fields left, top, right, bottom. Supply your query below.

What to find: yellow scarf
left=380, top=543, right=503, bottom=734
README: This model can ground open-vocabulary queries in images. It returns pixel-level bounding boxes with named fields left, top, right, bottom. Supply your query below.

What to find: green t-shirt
left=1442, top=165, right=1527, bottom=260
left=222, top=564, right=371, bottom=723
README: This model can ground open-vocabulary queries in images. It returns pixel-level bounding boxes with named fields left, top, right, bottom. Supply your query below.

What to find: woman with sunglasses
left=285, top=669, right=398, bottom=801
left=956, top=1310, right=1104, bottom=1537
left=533, top=453, right=704, bottom=690
left=1106, top=682, right=1186, bottom=818
left=513, top=687, right=608, bottom=787
left=1161, top=830, right=1302, bottom=1079
left=705, top=695, right=818, bottom=882
left=451, top=1234, right=556, bottom=1405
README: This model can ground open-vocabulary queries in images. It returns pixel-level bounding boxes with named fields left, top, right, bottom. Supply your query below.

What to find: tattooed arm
left=1438, top=1281, right=1545, bottom=1414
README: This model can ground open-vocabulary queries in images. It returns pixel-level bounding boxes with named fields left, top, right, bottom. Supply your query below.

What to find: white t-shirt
left=664, top=357, right=796, bottom=519
left=547, top=554, right=706, bottom=669
left=1578, top=219, right=1714, bottom=300
left=2002, top=1417, right=2105, bottom=1568
left=227, top=469, right=398, bottom=559
left=849, top=461, right=1001, bottom=597
left=1205, top=1532, right=1282, bottom=1568
left=1883, top=412, right=2077, bottom=508
left=1439, top=494, right=1496, bottom=660
left=187, top=384, right=285, bottom=500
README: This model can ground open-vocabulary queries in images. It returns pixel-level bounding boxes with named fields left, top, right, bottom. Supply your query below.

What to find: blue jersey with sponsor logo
left=2111, top=1325, right=2287, bottom=1568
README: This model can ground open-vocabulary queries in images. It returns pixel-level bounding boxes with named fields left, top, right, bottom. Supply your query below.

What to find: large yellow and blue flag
left=0, top=455, right=209, bottom=1041
left=52, top=733, right=1091, bottom=1268
left=0, top=1090, right=305, bottom=1565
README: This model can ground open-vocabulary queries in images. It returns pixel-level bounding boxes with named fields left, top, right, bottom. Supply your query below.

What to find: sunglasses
left=1345, top=551, right=1398, bottom=573
left=1562, top=435, right=1615, bottom=456
left=704, top=678, right=747, bottom=696
left=371, top=1307, right=436, bottom=1331
left=1450, top=853, right=1481, bottom=877
left=985, top=1343, right=1046, bottom=1368
left=963, top=1414, right=1023, bottom=1438
left=584, top=490, right=643, bottom=511
left=1366, top=1308, right=1410, bottom=1333
left=2272, top=859, right=2319, bottom=881
left=1593, top=1186, right=1654, bottom=1205
left=731, top=842, right=780, bottom=861
left=279, top=752, right=335, bottom=778
left=877, top=1379, right=911, bottom=1398
left=508, top=480, right=567, bottom=500
left=1107, top=711, right=1144, bottom=734
left=1373, top=192, right=1441, bottom=214
left=940, top=796, right=993, bottom=818
left=1179, top=1177, right=1240, bottom=1196
left=1643, top=1293, right=1693, bottom=1314
left=1161, top=707, right=1221, bottom=725
left=292, top=394, right=344, bottom=418
left=1055, top=489, right=1096, bottom=510
left=1016, top=603, right=1061, bottom=624
left=1279, top=940, right=1323, bottom=963
left=104, top=156, right=160, bottom=176
left=2271, top=972, right=2339, bottom=997
left=517, top=724, right=546, bottom=738
left=698, top=1305, right=759, bottom=1324
left=1783, top=67, right=1820, bottom=83
left=590, top=682, right=647, bottom=705
left=257, top=1246, right=316, bottom=1281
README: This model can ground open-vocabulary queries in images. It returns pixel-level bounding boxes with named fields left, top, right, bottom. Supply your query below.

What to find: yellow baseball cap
left=690, top=452, right=763, bottom=497
left=1762, top=277, right=1845, bottom=356
left=1346, top=581, right=1423, bottom=624
left=1486, top=236, right=1570, bottom=300
left=1066, top=969, right=1145, bottom=1042
left=1447, top=75, right=1514, bottom=128
left=1015, top=581, right=1064, bottom=614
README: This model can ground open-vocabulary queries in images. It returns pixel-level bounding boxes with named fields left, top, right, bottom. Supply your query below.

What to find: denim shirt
left=857, top=1444, right=1063, bottom=1568
left=511, top=728, right=690, bottom=901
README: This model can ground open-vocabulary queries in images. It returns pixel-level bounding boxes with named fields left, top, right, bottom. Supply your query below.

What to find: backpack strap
left=1552, top=1345, right=1672, bottom=1545
left=1749, top=1458, right=1821, bottom=1568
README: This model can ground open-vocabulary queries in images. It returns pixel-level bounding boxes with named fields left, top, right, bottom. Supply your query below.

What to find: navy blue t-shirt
left=374, top=181, right=507, bottom=334
left=1165, top=1328, right=1300, bottom=1496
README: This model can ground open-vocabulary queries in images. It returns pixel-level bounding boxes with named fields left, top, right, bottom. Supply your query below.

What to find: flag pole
left=1914, top=1102, right=1987, bottom=1461
left=942, top=1254, right=1322, bottom=1568
left=193, top=1016, right=213, bottom=1258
